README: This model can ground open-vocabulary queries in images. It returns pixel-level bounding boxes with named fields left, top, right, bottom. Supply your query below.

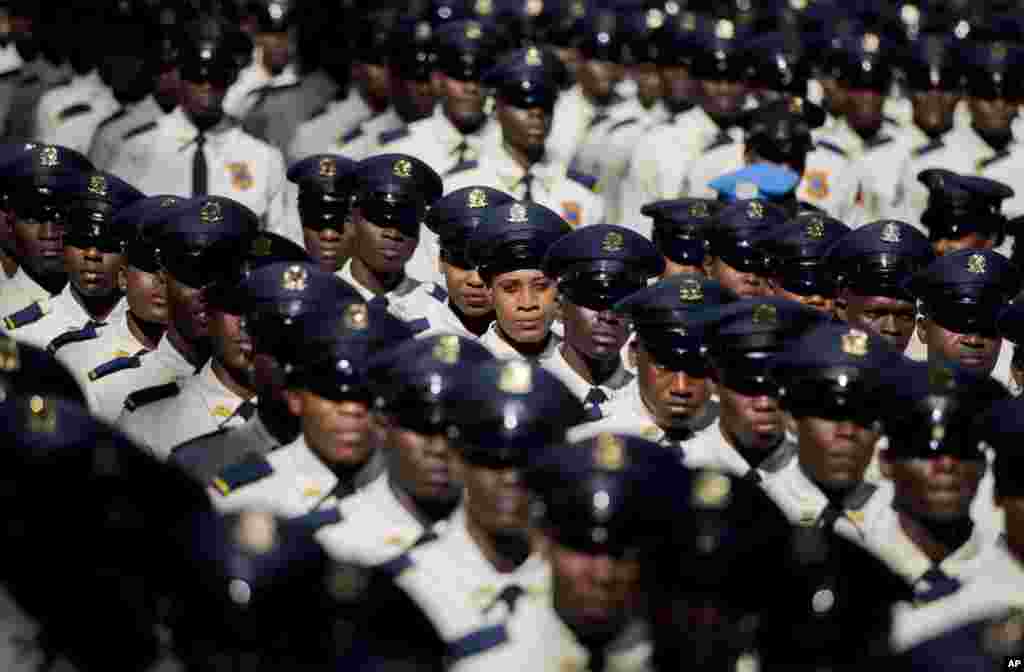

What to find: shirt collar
left=481, top=322, right=561, bottom=361
left=164, top=105, right=234, bottom=145
left=873, top=506, right=987, bottom=584
left=153, top=331, right=200, bottom=377
left=336, top=258, right=420, bottom=301
left=548, top=344, right=631, bottom=402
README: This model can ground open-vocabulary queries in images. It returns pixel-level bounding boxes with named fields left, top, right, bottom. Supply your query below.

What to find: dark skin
left=453, top=454, right=531, bottom=573
left=440, top=260, right=493, bottom=336
left=931, top=233, right=995, bottom=257
left=842, top=292, right=917, bottom=352
left=770, top=282, right=834, bottom=316
left=660, top=65, right=699, bottom=113
left=661, top=256, right=706, bottom=279
left=997, top=493, right=1024, bottom=566
left=706, top=257, right=767, bottom=299
left=349, top=208, right=417, bottom=295
left=969, top=96, right=1018, bottom=137
left=717, top=381, right=784, bottom=463
left=387, top=423, right=460, bottom=510
left=118, top=265, right=167, bottom=350
left=796, top=416, right=878, bottom=492
left=250, top=351, right=300, bottom=444
left=390, top=75, right=436, bottom=125
left=844, top=88, right=885, bottom=139
left=911, top=89, right=960, bottom=139
left=255, top=31, right=290, bottom=76
left=553, top=46, right=581, bottom=85
left=208, top=309, right=255, bottom=400
left=496, top=98, right=552, bottom=168
left=819, top=77, right=847, bottom=120
left=919, top=318, right=1002, bottom=377
left=433, top=71, right=486, bottom=134
left=631, top=63, right=663, bottom=110
left=63, top=243, right=124, bottom=321
left=302, top=221, right=352, bottom=273
left=180, top=78, right=230, bottom=131
left=162, top=273, right=211, bottom=367
left=353, top=62, right=392, bottom=114
left=635, top=342, right=714, bottom=431
left=285, top=388, right=374, bottom=468
left=700, top=79, right=746, bottom=124
left=154, top=66, right=182, bottom=112
left=11, top=207, right=67, bottom=294
left=577, top=58, right=623, bottom=107
left=0, top=207, right=17, bottom=276
left=490, top=269, right=559, bottom=355
left=560, top=300, right=629, bottom=385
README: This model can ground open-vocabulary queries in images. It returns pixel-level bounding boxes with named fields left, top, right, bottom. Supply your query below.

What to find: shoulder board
left=0, top=68, right=20, bottom=80
left=270, top=80, right=301, bottom=93
left=407, top=317, right=430, bottom=334
left=913, top=138, right=944, bottom=157
left=340, top=125, right=364, bottom=144
left=51, top=77, right=71, bottom=89
left=167, top=427, right=230, bottom=470
left=17, top=73, right=39, bottom=86
left=307, top=101, right=329, bottom=120
left=608, top=117, right=640, bottom=134
left=96, top=107, right=127, bottom=129
left=123, top=381, right=180, bottom=412
left=705, top=132, right=735, bottom=153
left=444, top=159, right=478, bottom=176
left=428, top=284, right=448, bottom=303
left=759, top=440, right=797, bottom=474
left=57, top=102, right=92, bottom=122
left=883, top=115, right=900, bottom=127
left=210, top=452, right=274, bottom=496
left=46, top=323, right=100, bottom=354
left=978, top=151, right=1011, bottom=170
left=377, top=552, right=414, bottom=578
left=378, top=126, right=410, bottom=145
left=88, top=353, right=144, bottom=382
left=448, top=624, right=509, bottom=661
left=2, top=300, right=48, bottom=330
left=566, top=168, right=599, bottom=191
left=122, top=120, right=158, bottom=141
left=815, top=140, right=847, bottom=157
left=843, top=481, right=878, bottom=511
left=863, top=134, right=893, bottom=150
left=285, top=507, right=343, bottom=531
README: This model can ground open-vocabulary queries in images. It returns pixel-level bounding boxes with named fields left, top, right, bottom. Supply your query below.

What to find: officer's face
left=288, top=390, right=373, bottom=467
left=844, top=89, right=885, bottom=136
left=700, top=79, right=746, bottom=121
left=389, top=426, right=459, bottom=503
left=883, top=454, right=984, bottom=522
left=545, top=538, right=644, bottom=642
left=843, top=293, right=917, bottom=352
left=932, top=233, right=995, bottom=257
left=578, top=58, right=622, bottom=105
left=13, top=209, right=65, bottom=278
left=64, top=244, right=123, bottom=297
left=155, top=66, right=182, bottom=111
left=660, top=65, right=699, bottom=108
left=969, top=96, right=1017, bottom=134
left=455, top=456, right=529, bottom=533
left=442, top=261, right=493, bottom=317
left=165, top=274, right=210, bottom=341
left=553, top=47, right=580, bottom=84
left=662, top=256, right=706, bottom=278
left=435, top=72, right=485, bottom=129
left=491, top=269, right=558, bottom=345
left=181, top=79, right=227, bottom=124
left=631, top=63, right=663, bottom=109
left=256, top=31, right=290, bottom=75
left=391, top=76, right=436, bottom=123
left=920, top=319, right=1002, bottom=377
left=636, top=343, right=713, bottom=430
left=496, top=100, right=552, bottom=156
left=708, top=257, right=767, bottom=298
left=209, top=310, right=253, bottom=381
left=120, top=265, right=168, bottom=324
left=302, top=223, right=351, bottom=273
left=819, top=77, right=847, bottom=118
left=718, top=383, right=784, bottom=457
left=355, top=62, right=392, bottom=108
left=352, top=209, right=417, bottom=274
left=911, top=90, right=960, bottom=137
left=561, top=300, right=629, bottom=362
left=797, top=416, right=878, bottom=491
left=770, top=283, right=834, bottom=316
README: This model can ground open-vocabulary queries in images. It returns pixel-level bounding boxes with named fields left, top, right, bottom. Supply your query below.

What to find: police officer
left=222, top=0, right=300, bottom=123
left=826, top=219, right=934, bottom=354
left=760, top=212, right=850, bottom=315
left=386, top=19, right=500, bottom=177
left=315, top=335, right=494, bottom=566
left=335, top=153, right=449, bottom=335
left=3, top=8, right=69, bottom=142
left=916, top=169, right=1015, bottom=257
left=640, top=198, right=718, bottom=275
left=446, top=46, right=605, bottom=232
left=704, top=198, right=786, bottom=299
left=280, top=153, right=356, bottom=268
left=0, top=143, right=92, bottom=315
left=382, top=360, right=583, bottom=661
left=905, top=249, right=1019, bottom=384
left=420, top=186, right=513, bottom=339
left=2, top=171, right=143, bottom=353
left=707, top=163, right=803, bottom=206
left=579, top=274, right=735, bottom=449
left=998, top=302, right=1024, bottom=396
left=212, top=301, right=411, bottom=515
left=471, top=200, right=571, bottom=360
left=541, top=224, right=663, bottom=417
left=108, top=14, right=288, bottom=224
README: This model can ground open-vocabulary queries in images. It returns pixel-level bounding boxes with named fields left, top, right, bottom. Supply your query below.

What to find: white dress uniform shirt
left=619, top=106, right=742, bottom=237
left=329, top=107, right=406, bottom=161
left=335, top=258, right=447, bottom=337
left=479, top=322, right=561, bottom=362
left=89, top=332, right=194, bottom=423
left=212, top=435, right=378, bottom=516
left=0, top=42, right=23, bottom=137
left=542, top=344, right=633, bottom=411
left=386, top=106, right=500, bottom=178
left=891, top=539, right=1024, bottom=651
left=547, top=84, right=628, bottom=166
left=33, top=69, right=119, bottom=154
left=286, top=90, right=379, bottom=164
left=842, top=131, right=916, bottom=229
left=393, top=507, right=550, bottom=643
left=107, top=107, right=287, bottom=223
left=451, top=599, right=652, bottom=672
left=0, top=267, right=51, bottom=316
left=415, top=300, right=486, bottom=341
left=117, top=360, right=250, bottom=461
left=1, top=284, right=126, bottom=351
left=316, top=474, right=451, bottom=567
left=223, top=56, right=299, bottom=122
left=87, top=95, right=164, bottom=171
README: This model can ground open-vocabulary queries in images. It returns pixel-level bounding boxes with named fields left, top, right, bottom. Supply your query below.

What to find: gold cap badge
left=752, top=303, right=777, bottom=325
left=646, top=8, right=664, bottom=28
left=498, top=360, right=532, bottom=393
left=475, top=0, right=492, bottom=15
left=38, top=146, right=58, bottom=168
left=789, top=96, right=804, bottom=114
left=433, top=334, right=461, bottom=364
left=281, top=264, right=308, bottom=291
left=679, top=278, right=704, bottom=302
left=343, top=302, right=369, bottom=330
left=525, top=46, right=542, bottom=66
left=465, top=21, right=483, bottom=39
left=601, top=231, right=625, bottom=253
left=508, top=202, right=529, bottom=223
left=689, top=201, right=709, bottom=217
left=594, top=433, right=625, bottom=470
left=318, top=157, right=337, bottom=178
left=880, top=222, right=902, bottom=243
left=840, top=328, right=869, bottom=357
left=715, top=19, right=735, bottom=40
left=87, top=175, right=108, bottom=196
left=392, top=158, right=413, bottom=178
left=467, top=188, right=488, bottom=208
left=199, top=200, right=223, bottom=225
left=747, top=200, right=765, bottom=219
left=251, top=236, right=273, bottom=256
left=967, top=253, right=986, bottom=275
left=805, top=217, right=825, bottom=239
left=160, top=196, right=179, bottom=208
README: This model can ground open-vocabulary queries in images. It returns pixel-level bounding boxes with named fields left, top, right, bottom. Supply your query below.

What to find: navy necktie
left=742, top=469, right=762, bottom=485
left=519, top=172, right=534, bottom=201
left=915, top=567, right=962, bottom=603
left=483, top=584, right=525, bottom=616
left=192, top=133, right=208, bottom=196
left=815, top=503, right=844, bottom=532
left=236, top=400, right=257, bottom=421
left=583, top=387, right=608, bottom=422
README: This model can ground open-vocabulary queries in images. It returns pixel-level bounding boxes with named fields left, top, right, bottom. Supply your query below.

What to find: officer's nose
left=960, top=333, right=985, bottom=350
left=669, top=371, right=693, bottom=398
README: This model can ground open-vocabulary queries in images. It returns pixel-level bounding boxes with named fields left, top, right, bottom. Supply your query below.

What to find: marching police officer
left=279, top=153, right=356, bottom=266
left=760, top=212, right=850, bottom=315
left=470, top=200, right=571, bottom=360
left=640, top=198, right=718, bottom=276
left=916, top=169, right=1016, bottom=257
left=703, top=198, right=787, bottom=299
left=541, top=224, right=663, bottom=417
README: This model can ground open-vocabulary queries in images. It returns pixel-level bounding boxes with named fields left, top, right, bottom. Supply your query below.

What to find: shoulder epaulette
left=407, top=318, right=430, bottom=334
left=339, top=125, right=363, bottom=144
left=46, top=322, right=100, bottom=354
left=96, top=107, right=127, bottom=129
left=2, top=300, right=49, bottom=330
left=815, top=140, right=848, bottom=157
left=122, top=120, right=157, bottom=141
left=863, top=134, right=893, bottom=150
left=913, top=138, right=944, bottom=157
left=57, top=102, right=92, bottom=122
left=377, top=552, right=414, bottom=578
left=0, top=68, right=20, bottom=80
left=378, top=126, right=410, bottom=145
left=17, top=73, right=39, bottom=86
left=566, top=167, right=599, bottom=191
left=286, top=506, right=343, bottom=531
left=307, top=101, right=329, bottom=120
left=447, top=624, right=509, bottom=661
left=979, top=151, right=1011, bottom=170
left=608, top=117, right=639, bottom=134
left=759, top=440, right=797, bottom=474
left=210, top=452, right=274, bottom=496
left=704, top=132, right=734, bottom=153
left=269, top=80, right=301, bottom=93
left=87, top=351, right=146, bottom=382
left=428, top=284, right=448, bottom=303
left=843, top=481, right=878, bottom=511
left=444, top=159, right=478, bottom=176
left=122, top=381, right=180, bottom=412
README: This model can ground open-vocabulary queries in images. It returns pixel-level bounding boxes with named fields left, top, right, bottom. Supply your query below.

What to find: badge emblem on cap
left=967, top=253, right=987, bottom=275
left=318, top=157, right=337, bottom=178
left=601, top=231, right=625, bottom=253
left=862, top=32, right=880, bottom=53
left=646, top=8, right=664, bottom=28
left=752, top=303, right=777, bottom=325
left=416, top=20, right=431, bottom=39
left=689, top=201, right=709, bottom=217
left=465, top=21, right=482, bottom=39
left=38, top=146, right=58, bottom=168
left=497, top=360, right=532, bottom=393
left=880, top=222, right=902, bottom=243
left=199, top=200, right=223, bottom=224
left=991, top=42, right=1008, bottom=63
left=343, top=302, right=369, bottom=330
left=679, top=279, right=704, bottom=302
left=715, top=19, right=735, bottom=40
left=467, top=188, right=488, bottom=208
left=789, top=97, right=804, bottom=114
left=525, top=47, right=542, bottom=66
left=594, top=433, right=625, bottom=470
left=747, top=200, right=765, bottom=219
left=87, top=175, right=108, bottom=196
left=281, top=264, right=308, bottom=291
left=251, top=236, right=273, bottom=256
left=682, top=11, right=697, bottom=31
left=393, top=158, right=413, bottom=178
left=475, top=0, right=492, bottom=15
left=693, top=470, right=731, bottom=508
left=0, top=337, right=19, bottom=372
left=805, top=217, right=825, bottom=239
left=433, top=334, right=461, bottom=364
left=840, top=328, right=869, bottom=357
left=508, top=202, right=529, bottom=223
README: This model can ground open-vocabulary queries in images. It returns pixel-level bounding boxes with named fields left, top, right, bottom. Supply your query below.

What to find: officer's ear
left=283, top=388, right=304, bottom=418
left=878, top=448, right=895, bottom=479
left=702, top=255, right=715, bottom=278
left=627, top=337, right=639, bottom=370
left=529, top=526, right=553, bottom=559
left=834, top=289, right=849, bottom=322
left=117, top=266, right=128, bottom=293
left=916, top=316, right=930, bottom=346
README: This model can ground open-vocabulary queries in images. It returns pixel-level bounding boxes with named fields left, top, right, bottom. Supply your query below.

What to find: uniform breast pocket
left=223, top=161, right=269, bottom=215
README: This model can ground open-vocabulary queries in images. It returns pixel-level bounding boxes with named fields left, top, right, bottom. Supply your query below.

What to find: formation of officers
left=9, top=0, right=1024, bottom=669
